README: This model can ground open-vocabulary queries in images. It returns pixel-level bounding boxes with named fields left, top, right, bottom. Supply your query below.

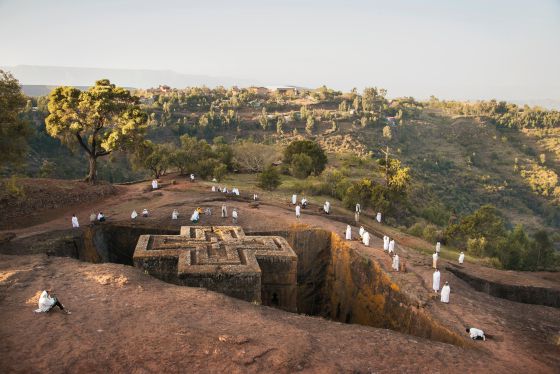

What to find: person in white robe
left=131, top=210, right=138, bottom=220
left=324, top=201, right=330, bottom=214
left=301, top=197, right=308, bottom=208
left=466, top=327, right=486, bottom=341
left=190, top=209, right=200, bottom=223
left=376, top=212, right=382, bottom=223
left=292, top=194, right=297, bottom=205
left=151, top=179, right=158, bottom=190
left=71, top=214, right=79, bottom=228
left=211, top=186, right=216, bottom=192
left=432, top=252, right=438, bottom=269
left=392, top=254, right=400, bottom=271
left=35, top=290, right=70, bottom=314
left=458, top=252, right=465, bottom=264
left=253, top=194, right=258, bottom=200
left=440, top=281, right=450, bottom=303
left=383, top=236, right=389, bottom=251
left=232, top=209, right=238, bottom=224
left=359, top=226, right=365, bottom=239
left=432, top=269, right=441, bottom=293
left=295, top=204, right=301, bottom=219
left=363, top=231, right=370, bottom=246
left=345, top=225, right=352, bottom=240
left=389, top=239, right=395, bottom=254
left=97, top=212, right=105, bottom=222
left=436, top=242, right=441, bottom=254
left=142, top=208, right=149, bottom=217
left=221, top=204, right=228, bottom=218
left=172, top=209, right=179, bottom=220
left=190, top=174, right=195, bottom=182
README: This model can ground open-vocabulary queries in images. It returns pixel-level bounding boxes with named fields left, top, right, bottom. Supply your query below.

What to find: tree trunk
left=85, top=156, right=97, bottom=184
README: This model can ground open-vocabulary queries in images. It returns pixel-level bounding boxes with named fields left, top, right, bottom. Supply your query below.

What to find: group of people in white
left=211, top=185, right=240, bottom=196
left=70, top=211, right=106, bottom=227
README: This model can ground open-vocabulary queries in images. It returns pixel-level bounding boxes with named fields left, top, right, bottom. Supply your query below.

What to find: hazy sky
left=1, top=0, right=559, bottom=99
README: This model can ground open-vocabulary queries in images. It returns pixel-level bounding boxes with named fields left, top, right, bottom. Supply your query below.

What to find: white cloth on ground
left=35, top=291, right=56, bottom=313
left=433, top=270, right=441, bottom=291
left=441, top=284, right=450, bottom=303
left=345, top=225, right=352, bottom=240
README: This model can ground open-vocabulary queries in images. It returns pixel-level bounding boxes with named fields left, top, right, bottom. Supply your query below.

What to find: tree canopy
left=283, top=140, right=327, bottom=176
left=45, top=79, right=147, bottom=183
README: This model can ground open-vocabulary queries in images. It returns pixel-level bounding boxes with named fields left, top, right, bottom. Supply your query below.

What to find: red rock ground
left=1, top=176, right=559, bottom=373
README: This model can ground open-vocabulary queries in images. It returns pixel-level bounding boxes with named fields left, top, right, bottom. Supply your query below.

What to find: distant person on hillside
left=253, top=193, right=258, bottom=201
left=389, top=239, right=395, bottom=254
left=433, top=269, right=441, bottom=293
left=232, top=208, right=238, bottom=224
left=211, top=185, right=216, bottom=192
left=432, top=252, right=438, bottom=269
left=142, top=208, right=149, bottom=217
left=392, top=253, right=400, bottom=271
left=466, top=327, right=486, bottom=341
left=301, top=197, right=308, bottom=208
left=151, top=179, right=158, bottom=190
left=292, top=194, right=297, bottom=205
left=345, top=225, right=352, bottom=240
left=376, top=212, right=382, bottom=223
left=323, top=201, right=330, bottom=214
left=363, top=231, right=370, bottom=246
left=441, top=281, right=450, bottom=303
left=295, top=204, right=301, bottom=219
left=35, top=290, right=70, bottom=315
left=190, top=174, right=195, bottom=182
left=190, top=209, right=200, bottom=223
left=131, top=210, right=138, bottom=220
left=221, top=204, right=228, bottom=218
left=359, top=226, right=365, bottom=239
left=172, top=209, right=179, bottom=220
left=458, top=251, right=465, bottom=264
left=355, top=203, right=361, bottom=222
left=97, top=212, right=106, bottom=222
left=71, top=214, right=79, bottom=228
left=436, top=242, right=441, bottom=254
left=383, top=236, right=390, bottom=251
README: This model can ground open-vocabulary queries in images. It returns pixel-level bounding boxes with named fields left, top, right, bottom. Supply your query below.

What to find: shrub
left=283, top=140, right=327, bottom=175
left=257, top=165, right=281, bottom=191
left=290, top=153, right=314, bottom=179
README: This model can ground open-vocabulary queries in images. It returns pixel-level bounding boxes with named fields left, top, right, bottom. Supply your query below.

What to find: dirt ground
left=1, top=175, right=559, bottom=373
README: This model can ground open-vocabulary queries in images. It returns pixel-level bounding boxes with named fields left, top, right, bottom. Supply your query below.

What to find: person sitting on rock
left=466, top=327, right=486, bottom=341
left=35, top=290, right=70, bottom=315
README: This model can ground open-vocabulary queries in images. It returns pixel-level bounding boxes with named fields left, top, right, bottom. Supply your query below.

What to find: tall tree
left=0, top=70, right=31, bottom=169
left=46, top=80, right=147, bottom=183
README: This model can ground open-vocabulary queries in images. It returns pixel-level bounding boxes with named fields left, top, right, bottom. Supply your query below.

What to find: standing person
left=363, top=231, right=370, bottom=246
left=232, top=208, right=238, bottom=224
left=432, top=252, right=438, bottom=269
left=324, top=201, right=330, bottom=214
left=131, top=210, right=138, bottom=220
left=440, top=281, right=450, bottom=303
left=359, top=226, right=365, bottom=239
left=97, top=212, right=106, bottom=222
left=221, top=204, right=228, bottom=218
left=376, top=212, right=382, bottom=223
left=253, top=194, right=258, bottom=201
left=34, top=290, right=70, bottom=314
left=190, top=209, right=200, bottom=223
left=172, top=209, right=179, bottom=220
left=389, top=239, right=395, bottom=254
left=151, top=179, right=158, bottom=190
left=392, top=254, right=400, bottom=271
left=383, top=236, right=390, bottom=251
left=295, top=204, right=301, bottom=219
left=345, top=225, right=352, bottom=240
left=292, top=194, right=297, bottom=205
left=458, top=251, right=465, bottom=264
left=71, top=214, right=79, bottom=228
left=432, top=269, right=441, bottom=293
left=436, top=242, right=441, bottom=254
left=190, top=174, right=195, bottom=182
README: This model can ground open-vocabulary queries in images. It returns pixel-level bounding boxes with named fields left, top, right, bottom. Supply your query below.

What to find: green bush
left=257, top=165, right=281, bottom=191
left=290, top=153, right=314, bottom=179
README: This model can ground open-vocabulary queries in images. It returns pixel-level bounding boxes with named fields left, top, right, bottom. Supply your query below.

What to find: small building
left=248, top=86, right=270, bottom=96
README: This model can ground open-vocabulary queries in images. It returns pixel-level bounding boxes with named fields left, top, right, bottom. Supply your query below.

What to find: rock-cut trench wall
left=252, top=226, right=467, bottom=346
